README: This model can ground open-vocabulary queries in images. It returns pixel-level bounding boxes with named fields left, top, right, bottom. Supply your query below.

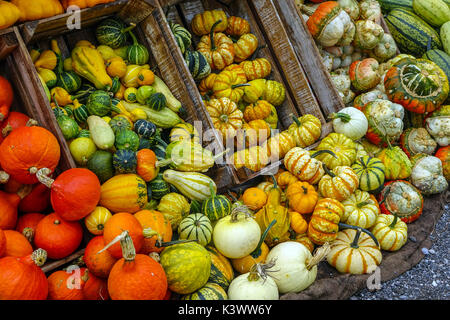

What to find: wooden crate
left=273, top=0, right=400, bottom=114
left=0, top=27, right=85, bottom=273
left=15, top=0, right=235, bottom=190
left=158, top=0, right=333, bottom=186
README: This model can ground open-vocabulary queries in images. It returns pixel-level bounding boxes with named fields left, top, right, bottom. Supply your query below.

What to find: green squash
left=73, top=100, right=90, bottom=124
left=113, top=149, right=137, bottom=174
left=151, top=136, right=168, bottom=162
left=178, top=213, right=213, bottom=247
left=109, top=115, right=133, bottom=134
left=56, top=113, right=80, bottom=140
left=190, top=199, right=203, bottom=214
left=114, top=129, right=140, bottom=151
left=201, top=182, right=232, bottom=222
left=146, top=92, right=167, bottom=111
left=74, top=83, right=96, bottom=104
left=423, top=49, right=450, bottom=81
left=38, top=68, right=57, bottom=89
left=184, top=50, right=211, bottom=81
left=181, top=282, right=227, bottom=300
left=170, top=22, right=192, bottom=55
left=136, top=85, right=156, bottom=105
left=160, top=242, right=212, bottom=295
left=87, top=150, right=115, bottom=183
left=134, top=119, right=156, bottom=139
left=57, top=70, right=82, bottom=94
left=77, top=129, right=91, bottom=138
left=205, top=245, right=234, bottom=290
left=109, top=76, right=121, bottom=94
left=351, top=156, right=386, bottom=193
left=86, top=90, right=112, bottom=117
left=96, top=18, right=135, bottom=49
left=126, top=31, right=149, bottom=65
left=148, top=172, right=170, bottom=200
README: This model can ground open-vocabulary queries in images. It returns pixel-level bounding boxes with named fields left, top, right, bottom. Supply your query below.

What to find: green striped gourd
left=73, top=100, right=89, bottom=124
left=77, top=129, right=90, bottom=138
left=351, top=156, right=386, bottom=193
left=160, top=242, right=212, bottom=294
left=378, top=0, right=413, bottom=12
left=184, top=50, right=211, bottom=81
left=170, top=22, right=192, bottom=55
left=412, top=0, right=450, bottom=27
left=109, top=114, right=133, bottom=134
left=57, top=70, right=82, bottom=94
left=181, top=282, right=227, bottom=300
left=201, top=182, right=231, bottom=222
left=442, top=22, right=450, bottom=55
left=423, top=49, right=450, bottom=81
left=205, top=245, right=234, bottom=290
left=112, top=149, right=137, bottom=174
left=114, top=129, right=140, bottom=151
left=385, top=8, right=442, bottom=56
left=134, top=119, right=156, bottom=139
left=190, top=199, right=203, bottom=214
left=178, top=213, right=213, bottom=246
left=162, top=169, right=216, bottom=201
left=126, top=31, right=149, bottom=65
left=146, top=92, right=167, bottom=111
left=170, top=122, right=200, bottom=144
left=148, top=172, right=170, bottom=200
left=96, top=18, right=135, bottom=49
left=86, top=90, right=112, bottom=117
left=157, top=192, right=190, bottom=230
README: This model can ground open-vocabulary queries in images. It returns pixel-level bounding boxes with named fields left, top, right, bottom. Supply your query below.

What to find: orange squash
left=212, top=69, right=249, bottom=103
left=243, top=100, right=273, bottom=122
left=234, top=33, right=258, bottom=63
left=134, top=210, right=172, bottom=254
left=83, top=272, right=110, bottom=300
left=289, top=212, right=308, bottom=234
left=3, top=230, right=32, bottom=258
left=0, top=229, right=5, bottom=258
left=136, top=149, right=159, bottom=182
left=47, top=267, right=88, bottom=300
left=61, top=0, right=115, bottom=10
left=276, top=171, right=299, bottom=189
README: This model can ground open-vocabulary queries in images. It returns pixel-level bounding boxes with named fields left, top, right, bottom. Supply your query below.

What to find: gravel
left=350, top=205, right=450, bottom=300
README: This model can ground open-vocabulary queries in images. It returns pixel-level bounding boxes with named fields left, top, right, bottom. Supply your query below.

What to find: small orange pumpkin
left=3, top=230, right=33, bottom=258
left=242, top=187, right=267, bottom=211
left=289, top=212, right=309, bottom=234
left=136, top=149, right=159, bottom=182
left=285, top=181, right=318, bottom=214
left=134, top=210, right=172, bottom=254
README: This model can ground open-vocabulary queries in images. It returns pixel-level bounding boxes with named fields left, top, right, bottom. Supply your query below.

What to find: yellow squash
left=71, top=45, right=112, bottom=90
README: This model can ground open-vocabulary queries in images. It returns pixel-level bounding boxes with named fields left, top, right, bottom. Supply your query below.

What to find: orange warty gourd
left=47, top=267, right=88, bottom=300
left=0, top=126, right=60, bottom=184
left=0, top=75, right=13, bottom=122
left=36, top=168, right=101, bottom=221
left=83, top=235, right=117, bottom=279
left=3, top=230, right=32, bottom=258
left=33, top=213, right=83, bottom=260
left=106, top=230, right=168, bottom=300
left=0, top=248, right=48, bottom=300
left=18, top=183, right=51, bottom=213
left=15, top=212, right=46, bottom=244
left=83, top=272, right=110, bottom=300
left=242, top=187, right=267, bottom=211
left=103, top=212, right=144, bottom=259
left=134, top=209, right=172, bottom=254
left=285, top=181, right=318, bottom=214
left=0, top=229, right=6, bottom=258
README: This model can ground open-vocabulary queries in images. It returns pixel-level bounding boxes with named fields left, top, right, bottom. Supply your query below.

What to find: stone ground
left=350, top=205, right=450, bottom=300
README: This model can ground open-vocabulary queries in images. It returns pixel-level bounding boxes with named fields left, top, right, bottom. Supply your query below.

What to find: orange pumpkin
left=33, top=213, right=83, bottom=260
left=15, top=212, right=45, bottom=244
left=106, top=230, right=168, bottom=300
left=237, top=119, right=271, bottom=148
left=47, top=267, right=88, bottom=300
left=0, top=126, right=60, bottom=184
left=136, top=149, right=159, bottom=182
left=18, top=183, right=51, bottom=213
left=285, top=181, right=318, bottom=214
left=0, top=229, right=6, bottom=258
left=3, top=230, right=32, bottom=258
left=206, top=97, right=244, bottom=142
left=83, top=235, right=117, bottom=279
left=0, top=189, right=22, bottom=230
left=242, top=187, right=267, bottom=211
left=234, top=33, right=259, bottom=63
left=225, top=16, right=250, bottom=37
left=37, top=168, right=101, bottom=221
left=239, top=58, right=272, bottom=81
left=134, top=210, right=172, bottom=254
left=0, top=72, right=13, bottom=122
left=289, top=211, right=309, bottom=234
left=243, top=100, right=273, bottom=122
left=212, top=69, right=249, bottom=103
left=276, top=171, right=299, bottom=189
left=83, top=272, right=110, bottom=300
left=103, top=212, right=144, bottom=259
left=197, top=21, right=235, bottom=70
left=198, top=73, right=217, bottom=99
left=266, top=131, right=297, bottom=159
left=1, top=111, right=37, bottom=140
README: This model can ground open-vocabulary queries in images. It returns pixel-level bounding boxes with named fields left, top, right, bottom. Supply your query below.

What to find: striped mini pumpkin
left=239, top=58, right=271, bottom=81
left=318, top=166, right=359, bottom=201
left=283, top=147, right=325, bottom=185
left=84, top=206, right=112, bottom=235
left=341, top=190, right=380, bottom=229
left=184, top=50, right=211, bottom=81
left=134, top=119, right=156, bottom=139
left=170, top=22, right=192, bottom=55
left=178, top=213, right=213, bottom=246
left=148, top=173, right=170, bottom=200
left=327, top=228, right=382, bottom=274
left=370, top=214, right=408, bottom=251
left=182, top=282, right=227, bottom=300
left=201, top=183, right=231, bottom=222
left=205, top=245, right=234, bottom=290
left=351, top=156, right=385, bottom=193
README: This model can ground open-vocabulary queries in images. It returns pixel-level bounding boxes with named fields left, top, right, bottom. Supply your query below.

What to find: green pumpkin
left=77, top=129, right=91, bottom=138
left=146, top=92, right=167, bottom=111
left=201, top=183, right=232, bottom=222
left=352, top=156, right=386, bottom=193
left=74, top=83, right=96, bottom=104
left=184, top=50, right=211, bottom=81
left=134, top=119, right=156, bottom=139
left=170, top=22, right=192, bottom=55
left=109, top=115, right=132, bottom=134
left=109, top=76, right=121, bottom=94
left=53, top=107, right=68, bottom=118
left=160, top=242, right=212, bottom=295
left=178, top=213, right=213, bottom=247
left=87, top=150, right=114, bottom=183
left=205, top=245, right=234, bottom=290
left=56, top=114, right=80, bottom=140
left=181, top=282, right=227, bottom=300
left=190, top=199, right=203, bottom=214
left=127, top=31, right=149, bottom=65
left=113, top=149, right=137, bottom=174
left=86, top=90, right=112, bottom=117
left=57, top=70, right=82, bottom=94
left=148, top=172, right=170, bottom=199
left=73, top=100, right=90, bottom=124
left=115, top=129, right=140, bottom=151
left=96, top=18, right=135, bottom=49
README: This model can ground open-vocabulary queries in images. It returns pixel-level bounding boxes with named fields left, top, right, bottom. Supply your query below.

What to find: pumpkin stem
left=210, top=20, right=223, bottom=51
left=16, top=184, right=33, bottom=199
left=389, top=213, right=399, bottom=229
left=356, top=201, right=371, bottom=208
left=98, top=230, right=136, bottom=262
left=29, top=248, right=48, bottom=267
left=26, top=118, right=39, bottom=127
left=338, top=223, right=380, bottom=248
left=231, top=83, right=251, bottom=89
left=208, top=181, right=217, bottom=198
left=128, top=29, right=139, bottom=46
left=22, top=227, right=35, bottom=243
left=0, top=171, right=10, bottom=184
left=230, top=204, right=253, bottom=222
left=322, top=163, right=335, bottom=177
left=311, top=149, right=337, bottom=159
left=329, top=112, right=351, bottom=123
left=291, top=114, right=302, bottom=127
left=306, top=242, right=331, bottom=270
left=1, top=125, right=13, bottom=138
left=247, top=260, right=278, bottom=282
left=143, top=227, right=162, bottom=246
left=270, top=175, right=278, bottom=190
left=36, top=168, right=54, bottom=188
left=149, top=252, right=160, bottom=262
left=350, top=228, right=362, bottom=248
left=251, top=219, right=277, bottom=258
left=122, top=22, right=137, bottom=36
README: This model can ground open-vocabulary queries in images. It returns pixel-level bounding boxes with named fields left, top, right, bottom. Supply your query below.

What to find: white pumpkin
left=265, top=241, right=329, bottom=294
left=312, top=8, right=354, bottom=47
left=330, top=107, right=368, bottom=140
left=410, top=155, right=448, bottom=195
left=227, top=263, right=279, bottom=300
left=359, top=0, right=382, bottom=21
left=371, top=214, right=407, bottom=251
left=338, top=0, right=360, bottom=20
left=426, top=116, right=450, bottom=147
left=212, top=205, right=261, bottom=259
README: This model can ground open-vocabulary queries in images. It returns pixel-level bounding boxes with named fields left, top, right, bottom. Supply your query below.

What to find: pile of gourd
left=170, top=10, right=302, bottom=173
left=0, top=0, right=117, bottom=30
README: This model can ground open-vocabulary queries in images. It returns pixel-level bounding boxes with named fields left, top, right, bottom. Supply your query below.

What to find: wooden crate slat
left=248, top=0, right=325, bottom=123
left=273, top=0, right=345, bottom=117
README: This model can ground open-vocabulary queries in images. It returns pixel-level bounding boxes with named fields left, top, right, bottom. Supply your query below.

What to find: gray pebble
left=422, top=248, right=429, bottom=255
left=409, top=236, right=417, bottom=242
left=429, top=249, right=436, bottom=254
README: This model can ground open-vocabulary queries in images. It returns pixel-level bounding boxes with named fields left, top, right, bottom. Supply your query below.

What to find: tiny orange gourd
left=242, top=187, right=267, bottom=211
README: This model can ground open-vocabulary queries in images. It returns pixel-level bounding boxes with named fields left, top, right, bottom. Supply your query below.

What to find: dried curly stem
left=306, top=242, right=331, bottom=270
